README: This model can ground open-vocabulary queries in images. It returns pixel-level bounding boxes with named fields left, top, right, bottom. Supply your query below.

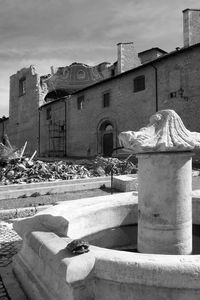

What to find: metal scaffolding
left=48, top=120, right=66, bottom=157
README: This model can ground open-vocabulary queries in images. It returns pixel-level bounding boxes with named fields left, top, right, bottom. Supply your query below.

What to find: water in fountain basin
left=87, top=224, right=200, bottom=254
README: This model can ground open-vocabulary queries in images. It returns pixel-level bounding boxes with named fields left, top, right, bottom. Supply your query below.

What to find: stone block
left=113, top=175, right=137, bottom=192
left=13, top=192, right=138, bottom=239
left=13, top=231, right=95, bottom=300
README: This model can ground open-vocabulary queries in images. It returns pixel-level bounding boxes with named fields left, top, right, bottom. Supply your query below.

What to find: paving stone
left=0, top=274, right=10, bottom=300
left=0, top=220, right=23, bottom=299
left=0, top=221, right=22, bottom=268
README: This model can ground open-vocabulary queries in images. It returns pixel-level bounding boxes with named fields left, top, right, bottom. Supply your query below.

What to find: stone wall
left=3, top=40, right=200, bottom=159
left=0, top=117, right=9, bottom=143
left=39, top=66, right=156, bottom=157
left=158, top=48, right=200, bottom=132
left=138, top=48, right=167, bottom=64
left=60, top=47, right=200, bottom=157
left=8, top=66, right=41, bottom=155
left=38, top=45, right=200, bottom=158
left=66, top=68, right=155, bottom=157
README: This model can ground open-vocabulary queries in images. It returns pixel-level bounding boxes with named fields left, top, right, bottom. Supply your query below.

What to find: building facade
left=2, top=9, right=200, bottom=158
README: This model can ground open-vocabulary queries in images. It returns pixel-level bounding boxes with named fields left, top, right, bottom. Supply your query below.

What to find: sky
left=0, top=0, right=200, bottom=116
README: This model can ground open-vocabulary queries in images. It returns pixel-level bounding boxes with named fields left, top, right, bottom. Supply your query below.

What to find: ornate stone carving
left=119, top=109, right=200, bottom=153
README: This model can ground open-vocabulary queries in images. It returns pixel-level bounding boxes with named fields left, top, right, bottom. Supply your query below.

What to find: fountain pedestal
left=118, top=109, right=200, bottom=255
left=137, top=151, right=192, bottom=254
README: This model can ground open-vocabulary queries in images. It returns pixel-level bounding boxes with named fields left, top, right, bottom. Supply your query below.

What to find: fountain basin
left=13, top=192, right=200, bottom=300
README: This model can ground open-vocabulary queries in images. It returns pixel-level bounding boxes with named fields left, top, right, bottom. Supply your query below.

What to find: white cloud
left=0, top=0, right=200, bottom=115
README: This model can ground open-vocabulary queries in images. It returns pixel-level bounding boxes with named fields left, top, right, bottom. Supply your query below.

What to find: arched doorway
left=100, top=122, right=114, bottom=157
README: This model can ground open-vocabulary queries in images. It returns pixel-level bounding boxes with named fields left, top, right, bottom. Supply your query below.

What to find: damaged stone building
left=1, top=9, right=200, bottom=157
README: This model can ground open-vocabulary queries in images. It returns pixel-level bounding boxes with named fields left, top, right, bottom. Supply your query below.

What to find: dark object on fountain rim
left=66, top=239, right=90, bottom=254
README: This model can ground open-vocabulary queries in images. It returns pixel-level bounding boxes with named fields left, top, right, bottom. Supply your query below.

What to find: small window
left=60, top=125, right=65, bottom=131
left=111, top=69, right=115, bottom=76
left=19, top=77, right=26, bottom=96
left=77, top=95, right=84, bottom=110
left=170, top=91, right=177, bottom=98
left=46, top=107, right=51, bottom=120
left=103, top=92, right=110, bottom=107
left=134, top=75, right=145, bottom=92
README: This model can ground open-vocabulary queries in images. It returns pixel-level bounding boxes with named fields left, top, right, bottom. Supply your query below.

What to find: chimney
left=183, top=8, right=200, bottom=47
left=117, top=42, right=140, bottom=74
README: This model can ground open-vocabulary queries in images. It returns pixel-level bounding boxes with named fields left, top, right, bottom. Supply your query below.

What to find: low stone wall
left=13, top=192, right=200, bottom=300
left=0, top=176, right=111, bottom=200
left=13, top=232, right=95, bottom=300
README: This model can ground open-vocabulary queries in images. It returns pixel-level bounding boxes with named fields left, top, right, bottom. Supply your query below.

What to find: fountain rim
left=13, top=191, right=200, bottom=292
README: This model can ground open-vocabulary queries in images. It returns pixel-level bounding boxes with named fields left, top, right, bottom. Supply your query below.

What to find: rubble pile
left=0, top=159, right=92, bottom=185
left=0, top=137, right=137, bottom=185
left=0, top=135, right=21, bottom=165
left=0, top=156, right=137, bottom=185
left=91, top=156, right=137, bottom=176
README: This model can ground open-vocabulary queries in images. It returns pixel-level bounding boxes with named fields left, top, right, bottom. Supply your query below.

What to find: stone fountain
left=13, top=110, right=200, bottom=300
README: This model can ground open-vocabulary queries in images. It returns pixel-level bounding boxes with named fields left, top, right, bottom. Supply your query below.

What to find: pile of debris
left=0, top=137, right=88, bottom=184
left=0, top=159, right=92, bottom=185
left=0, top=135, right=22, bottom=165
left=0, top=137, right=137, bottom=185
left=90, top=155, right=137, bottom=177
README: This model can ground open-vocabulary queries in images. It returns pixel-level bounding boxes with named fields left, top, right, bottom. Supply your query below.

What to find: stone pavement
left=0, top=275, right=10, bottom=300
left=0, top=220, right=27, bottom=300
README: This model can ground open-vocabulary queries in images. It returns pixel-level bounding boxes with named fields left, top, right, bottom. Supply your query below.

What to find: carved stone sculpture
left=119, top=109, right=200, bottom=153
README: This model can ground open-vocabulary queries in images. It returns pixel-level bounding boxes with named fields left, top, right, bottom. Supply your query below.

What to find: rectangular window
left=19, top=77, right=26, bottom=96
left=60, top=125, right=65, bottom=131
left=77, top=95, right=84, bottom=110
left=134, top=75, right=145, bottom=92
left=170, top=91, right=177, bottom=98
left=103, top=92, right=110, bottom=107
left=46, top=107, right=51, bottom=120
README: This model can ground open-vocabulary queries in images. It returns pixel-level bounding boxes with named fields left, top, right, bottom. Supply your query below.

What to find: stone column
left=137, top=151, right=192, bottom=254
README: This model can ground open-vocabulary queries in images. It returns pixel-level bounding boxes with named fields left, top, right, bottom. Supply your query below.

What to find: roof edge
left=182, top=8, right=200, bottom=12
